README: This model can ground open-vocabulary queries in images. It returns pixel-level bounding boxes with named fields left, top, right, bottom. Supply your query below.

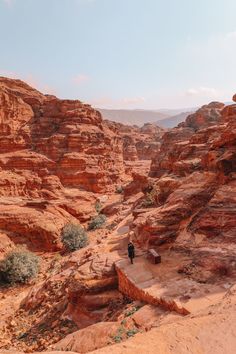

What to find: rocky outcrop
left=3, top=246, right=126, bottom=352
left=88, top=285, right=236, bottom=354
left=133, top=172, right=217, bottom=246
left=115, top=260, right=189, bottom=315
left=105, top=121, right=164, bottom=161
left=53, top=322, right=119, bottom=353
left=0, top=77, right=124, bottom=193
left=123, top=172, right=149, bottom=199
left=150, top=102, right=225, bottom=178
left=0, top=233, right=15, bottom=259
left=135, top=98, right=236, bottom=250
left=179, top=101, right=224, bottom=130
left=0, top=203, right=81, bottom=251
left=0, top=77, right=125, bottom=250
left=0, top=77, right=235, bottom=354
left=64, top=252, right=122, bottom=328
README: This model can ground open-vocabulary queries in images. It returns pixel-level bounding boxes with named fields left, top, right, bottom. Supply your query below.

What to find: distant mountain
left=98, top=102, right=233, bottom=129
left=155, top=111, right=193, bottom=128
left=155, top=102, right=234, bottom=128
left=97, top=109, right=169, bottom=126
left=156, top=107, right=197, bottom=115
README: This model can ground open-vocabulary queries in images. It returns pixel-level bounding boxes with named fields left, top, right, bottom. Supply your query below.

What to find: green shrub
left=116, top=186, right=123, bottom=194
left=141, top=191, right=155, bottom=208
left=112, top=327, right=125, bottom=343
left=61, top=223, right=88, bottom=251
left=0, top=250, right=40, bottom=284
left=95, top=201, right=102, bottom=213
left=126, top=328, right=139, bottom=337
left=88, top=214, right=107, bottom=230
left=124, top=306, right=141, bottom=317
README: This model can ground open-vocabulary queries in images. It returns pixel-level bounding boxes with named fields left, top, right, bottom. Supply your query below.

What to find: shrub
left=124, top=306, right=141, bottom=317
left=126, top=328, right=139, bottom=337
left=141, top=191, right=155, bottom=208
left=88, top=214, right=107, bottom=230
left=95, top=201, right=102, bottom=213
left=61, top=223, right=88, bottom=251
left=116, top=185, right=123, bottom=194
left=106, top=222, right=117, bottom=231
left=112, top=327, right=125, bottom=343
left=0, top=250, right=40, bottom=284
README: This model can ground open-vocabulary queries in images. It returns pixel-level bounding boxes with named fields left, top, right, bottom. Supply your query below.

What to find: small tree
left=61, top=223, right=88, bottom=251
left=0, top=250, right=40, bottom=284
left=88, top=214, right=107, bottom=230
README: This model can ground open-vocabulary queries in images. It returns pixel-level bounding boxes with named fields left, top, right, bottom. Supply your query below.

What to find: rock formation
left=0, top=77, right=125, bottom=251
left=0, top=77, right=124, bottom=193
left=133, top=100, right=236, bottom=257
left=0, top=77, right=235, bottom=354
left=105, top=121, right=164, bottom=161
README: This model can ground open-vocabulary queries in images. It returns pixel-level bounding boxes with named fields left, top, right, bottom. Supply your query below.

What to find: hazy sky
left=1, top=0, right=236, bottom=109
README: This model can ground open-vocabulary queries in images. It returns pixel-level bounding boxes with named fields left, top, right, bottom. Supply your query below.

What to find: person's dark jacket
left=128, top=243, right=135, bottom=259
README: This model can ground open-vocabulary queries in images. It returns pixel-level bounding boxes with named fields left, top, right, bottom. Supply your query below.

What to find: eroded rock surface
left=0, top=79, right=236, bottom=354
left=0, top=77, right=125, bottom=250
left=138, top=99, right=236, bottom=250
left=105, top=120, right=164, bottom=161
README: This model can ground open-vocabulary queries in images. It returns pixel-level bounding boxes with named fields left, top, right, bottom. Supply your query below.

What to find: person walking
left=128, top=241, right=135, bottom=264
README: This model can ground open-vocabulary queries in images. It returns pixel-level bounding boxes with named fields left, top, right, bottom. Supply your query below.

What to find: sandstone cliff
left=105, top=120, right=164, bottom=161
left=0, top=77, right=125, bottom=251
left=132, top=100, right=236, bottom=261
left=0, top=78, right=236, bottom=354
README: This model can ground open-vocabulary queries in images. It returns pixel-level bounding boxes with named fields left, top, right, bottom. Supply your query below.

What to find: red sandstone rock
left=53, top=322, right=119, bottom=353
left=179, top=101, right=225, bottom=130
left=189, top=180, right=236, bottom=240
left=0, top=78, right=235, bottom=354
left=65, top=253, right=121, bottom=328
left=0, top=233, right=15, bottom=259
left=124, top=172, right=149, bottom=199
left=0, top=77, right=126, bottom=251
left=0, top=77, right=124, bottom=195
left=0, top=204, right=80, bottom=251
left=135, top=99, right=236, bottom=249
left=105, top=120, right=164, bottom=161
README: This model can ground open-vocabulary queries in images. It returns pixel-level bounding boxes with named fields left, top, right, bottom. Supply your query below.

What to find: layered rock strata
left=0, top=77, right=125, bottom=250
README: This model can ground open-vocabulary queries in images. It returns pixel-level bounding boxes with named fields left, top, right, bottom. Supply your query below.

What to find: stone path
left=115, top=254, right=228, bottom=315
left=104, top=213, right=229, bottom=316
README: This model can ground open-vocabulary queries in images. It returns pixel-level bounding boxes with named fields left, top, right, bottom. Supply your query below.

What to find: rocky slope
left=0, top=77, right=126, bottom=252
left=105, top=120, right=164, bottom=161
left=130, top=99, right=236, bottom=282
left=0, top=78, right=235, bottom=354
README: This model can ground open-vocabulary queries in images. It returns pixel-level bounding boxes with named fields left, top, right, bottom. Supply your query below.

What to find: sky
left=0, top=0, right=236, bottom=109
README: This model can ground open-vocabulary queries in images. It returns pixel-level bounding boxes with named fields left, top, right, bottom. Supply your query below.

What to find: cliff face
left=105, top=121, right=164, bottom=161
left=133, top=100, right=236, bottom=253
left=149, top=102, right=225, bottom=178
left=0, top=77, right=124, bottom=193
left=0, top=77, right=125, bottom=251
left=0, top=78, right=236, bottom=354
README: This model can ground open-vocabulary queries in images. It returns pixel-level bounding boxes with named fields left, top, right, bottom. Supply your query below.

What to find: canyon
left=0, top=77, right=235, bottom=354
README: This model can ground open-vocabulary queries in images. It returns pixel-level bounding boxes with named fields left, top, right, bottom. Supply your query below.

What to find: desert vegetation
left=0, top=250, right=40, bottom=284
left=88, top=214, right=107, bottom=230
left=61, top=223, right=89, bottom=251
